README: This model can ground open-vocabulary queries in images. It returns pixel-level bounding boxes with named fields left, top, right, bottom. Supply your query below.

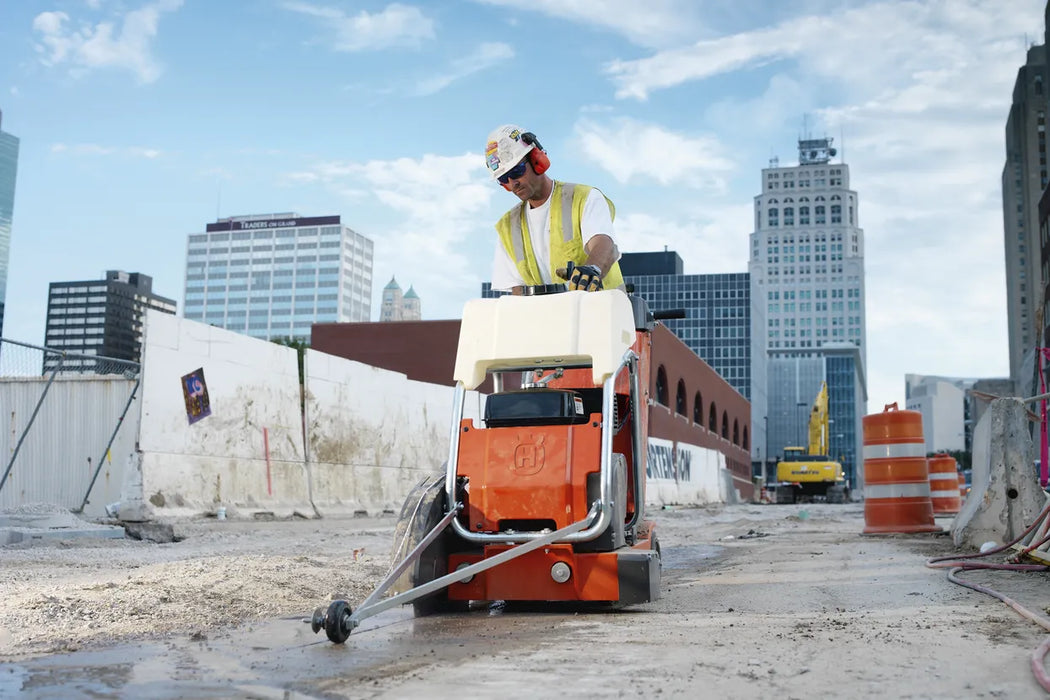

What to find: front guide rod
left=312, top=502, right=601, bottom=640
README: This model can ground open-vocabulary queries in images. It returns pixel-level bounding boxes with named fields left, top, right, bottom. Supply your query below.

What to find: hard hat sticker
left=486, top=140, right=500, bottom=171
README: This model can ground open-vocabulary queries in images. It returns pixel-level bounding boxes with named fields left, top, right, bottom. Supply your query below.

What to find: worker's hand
left=558, top=261, right=603, bottom=291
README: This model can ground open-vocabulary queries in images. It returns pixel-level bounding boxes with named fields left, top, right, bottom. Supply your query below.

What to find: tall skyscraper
left=44, top=270, right=176, bottom=372
left=184, top=213, right=373, bottom=340
left=748, top=138, right=868, bottom=488
left=380, top=277, right=422, bottom=321
left=0, top=109, right=19, bottom=338
left=1004, top=44, right=1047, bottom=394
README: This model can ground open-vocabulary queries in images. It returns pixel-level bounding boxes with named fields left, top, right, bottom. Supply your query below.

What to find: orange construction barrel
left=862, top=403, right=940, bottom=534
left=927, top=454, right=961, bottom=514
left=958, top=471, right=966, bottom=500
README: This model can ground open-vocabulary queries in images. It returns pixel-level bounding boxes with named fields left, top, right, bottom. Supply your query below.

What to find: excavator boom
left=808, top=382, right=830, bottom=456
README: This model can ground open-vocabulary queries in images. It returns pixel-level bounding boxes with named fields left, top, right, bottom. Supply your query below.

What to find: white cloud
left=414, top=42, right=514, bottom=96
left=471, top=0, right=706, bottom=48
left=283, top=2, right=434, bottom=51
left=606, top=0, right=1041, bottom=101
left=588, top=0, right=1042, bottom=410
left=129, top=147, right=161, bottom=159
left=51, top=142, right=162, bottom=158
left=32, top=0, right=183, bottom=83
left=199, top=166, right=234, bottom=180
left=574, top=117, right=735, bottom=190
left=606, top=22, right=807, bottom=101
left=286, top=152, right=500, bottom=317
left=615, top=206, right=753, bottom=275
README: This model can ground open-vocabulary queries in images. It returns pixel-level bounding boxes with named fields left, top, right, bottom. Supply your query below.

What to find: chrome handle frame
left=445, top=349, right=638, bottom=545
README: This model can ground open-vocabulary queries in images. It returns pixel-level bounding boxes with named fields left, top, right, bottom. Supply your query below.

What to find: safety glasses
left=497, top=159, right=529, bottom=185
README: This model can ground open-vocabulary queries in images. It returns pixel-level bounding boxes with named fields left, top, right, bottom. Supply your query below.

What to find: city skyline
left=0, top=0, right=1042, bottom=413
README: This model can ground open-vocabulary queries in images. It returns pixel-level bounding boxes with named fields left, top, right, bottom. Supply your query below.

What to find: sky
left=0, top=0, right=1043, bottom=414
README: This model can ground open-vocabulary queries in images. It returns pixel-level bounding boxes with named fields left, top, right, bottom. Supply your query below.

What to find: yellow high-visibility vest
left=496, top=181, right=624, bottom=288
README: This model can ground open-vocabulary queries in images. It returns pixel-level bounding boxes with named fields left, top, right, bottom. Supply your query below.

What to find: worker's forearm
left=584, top=235, right=619, bottom=276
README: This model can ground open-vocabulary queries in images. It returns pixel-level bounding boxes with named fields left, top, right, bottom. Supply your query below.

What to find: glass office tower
left=0, top=109, right=19, bottom=338
left=624, top=267, right=754, bottom=401
left=44, top=270, right=176, bottom=373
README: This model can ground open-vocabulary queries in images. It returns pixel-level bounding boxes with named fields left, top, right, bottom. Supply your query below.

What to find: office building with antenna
left=748, top=137, right=869, bottom=489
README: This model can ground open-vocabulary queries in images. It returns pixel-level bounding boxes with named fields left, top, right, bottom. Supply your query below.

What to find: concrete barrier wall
left=0, top=376, right=140, bottom=517
left=15, top=308, right=723, bottom=520
left=952, top=398, right=1047, bottom=547
left=303, top=349, right=484, bottom=514
left=123, top=311, right=486, bottom=519
left=645, top=436, right=728, bottom=507
left=126, top=311, right=307, bottom=518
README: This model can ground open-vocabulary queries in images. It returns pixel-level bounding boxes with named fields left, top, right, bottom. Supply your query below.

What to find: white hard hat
left=485, top=124, right=535, bottom=179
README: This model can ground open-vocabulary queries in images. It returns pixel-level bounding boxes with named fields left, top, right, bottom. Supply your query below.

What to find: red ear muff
left=522, top=131, right=550, bottom=175
left=528, top=148, right=550, bottom=175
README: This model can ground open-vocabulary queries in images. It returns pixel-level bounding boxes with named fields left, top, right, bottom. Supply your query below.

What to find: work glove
left=559, top=261, right=604, bottom=292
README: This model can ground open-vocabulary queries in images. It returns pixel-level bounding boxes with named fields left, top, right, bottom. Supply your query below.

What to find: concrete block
left=123, top=521, right=178, bottom=543
left=0, top=525, right=126, bottom=545
left=0, top=508, right=126, bottom=545
left=952, top=398, right=1047, bottom=548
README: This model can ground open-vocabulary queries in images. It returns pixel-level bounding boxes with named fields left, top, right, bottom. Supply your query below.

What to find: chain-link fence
left=0, top=338, right=140, bottom=378
left=0, top=338, right=142, bottom=514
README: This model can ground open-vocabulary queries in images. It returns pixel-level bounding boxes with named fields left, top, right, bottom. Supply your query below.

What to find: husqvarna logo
left=512, top=434, right=545, bottom=475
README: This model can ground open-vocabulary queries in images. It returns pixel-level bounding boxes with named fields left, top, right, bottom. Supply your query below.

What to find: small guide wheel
left=323, top=599, right=354, bottom=644
left=310, top=606, right=327, bottom=634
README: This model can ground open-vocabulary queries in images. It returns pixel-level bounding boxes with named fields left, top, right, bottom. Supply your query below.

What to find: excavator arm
left=807, top=381, right=830, bottom=457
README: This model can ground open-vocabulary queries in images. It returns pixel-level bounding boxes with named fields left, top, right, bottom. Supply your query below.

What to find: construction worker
left=485, top=124, right=624, bottom=294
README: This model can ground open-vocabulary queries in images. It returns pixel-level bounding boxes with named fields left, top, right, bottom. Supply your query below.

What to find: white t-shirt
left=491, top=187, right=616, bottom=291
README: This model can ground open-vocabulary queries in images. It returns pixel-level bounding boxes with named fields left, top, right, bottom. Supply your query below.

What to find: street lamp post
left=796, top=402, right=807, bottom=449
left=763, top=414, right=770, bottom=484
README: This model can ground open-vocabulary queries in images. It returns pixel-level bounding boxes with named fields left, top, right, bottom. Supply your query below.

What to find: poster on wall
left=181, top=367, right=212, bottom=425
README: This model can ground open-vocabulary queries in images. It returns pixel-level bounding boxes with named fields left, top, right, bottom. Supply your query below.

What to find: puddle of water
left=5, top=592, right=669, bottom=698
left=3, top=607, right=420, bottom=699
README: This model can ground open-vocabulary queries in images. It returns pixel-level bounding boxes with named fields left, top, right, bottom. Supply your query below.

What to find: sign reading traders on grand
left=205, top=215, right=340, bottom=232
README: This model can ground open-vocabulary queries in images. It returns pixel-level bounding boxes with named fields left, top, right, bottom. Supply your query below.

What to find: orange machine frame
left=443, top=330, right=653, bottom=603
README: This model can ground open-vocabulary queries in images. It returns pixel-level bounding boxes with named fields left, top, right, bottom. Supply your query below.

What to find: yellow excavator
left=772, top=381, right=849, bottom=504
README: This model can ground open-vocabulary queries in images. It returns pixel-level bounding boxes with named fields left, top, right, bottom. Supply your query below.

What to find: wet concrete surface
left=2, top=543, right=728, bottom=699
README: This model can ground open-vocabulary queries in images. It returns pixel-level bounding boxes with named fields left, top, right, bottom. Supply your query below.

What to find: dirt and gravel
left=3, top=501, right=1050, bottom=698
left=0, top=510, right=394, bottom=657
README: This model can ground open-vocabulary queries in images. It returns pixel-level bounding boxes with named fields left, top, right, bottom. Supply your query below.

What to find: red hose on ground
left=943, top=567, right=1050, bottom=692
left=1033, top=637, right=1050, bottom=692
left=926, top=499, right=1050, bottom=692
left=927, top=497, right=1050, bottom=565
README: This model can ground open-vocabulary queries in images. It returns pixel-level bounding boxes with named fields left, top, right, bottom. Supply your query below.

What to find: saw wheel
left=391, top=475, right=470, bottom=617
